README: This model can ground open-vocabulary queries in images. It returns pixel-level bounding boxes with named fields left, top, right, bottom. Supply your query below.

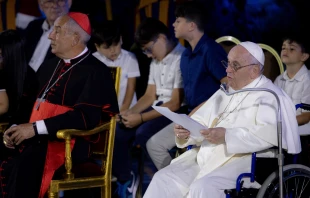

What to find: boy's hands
left=122, top=113, right=142, bottom=128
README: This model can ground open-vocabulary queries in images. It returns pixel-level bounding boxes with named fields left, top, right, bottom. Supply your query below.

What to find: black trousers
left=0, top=136, right=90, bottom=198
left=0, top=136, right=47, bottom=198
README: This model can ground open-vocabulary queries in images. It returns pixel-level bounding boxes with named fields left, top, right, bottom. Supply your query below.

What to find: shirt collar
left=192, top=34, right=207, bottom=54
left=282, top=65, right=308, bottom=82
left=158, top=43, right=182, bottom=65
left=42, top=20, right=52, bottom=32
left=63, top=47, right=88, bottom=63
left=183, top=34, right=208, bottom=56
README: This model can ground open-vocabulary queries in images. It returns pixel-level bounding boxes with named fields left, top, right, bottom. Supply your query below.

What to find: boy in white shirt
left=112, top=17, right=186, bottom=198
left=274, top=35, right=310, bottom=165
left=92, top=21, right=140, bottom=112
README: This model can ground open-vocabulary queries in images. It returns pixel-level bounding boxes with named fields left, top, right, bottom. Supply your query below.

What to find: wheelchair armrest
left=235, top=153, right=257, bottom=192
left=296, top=103, right=310, bottom=111
left=187, top=145, right=193, bottom=150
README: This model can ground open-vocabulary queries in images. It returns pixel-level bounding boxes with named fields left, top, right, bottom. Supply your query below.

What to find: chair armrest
left=0, top=122, right=9, bottom=133
left=55, top=121, right=111, bottom=180
left=56, top=122, right=110, bottom=139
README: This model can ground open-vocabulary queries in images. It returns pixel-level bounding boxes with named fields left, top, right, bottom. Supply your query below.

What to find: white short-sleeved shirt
left=93, top=49, right=140, bottom=108
left=148, top=43, right=185, bottom=105
left=274, top=65, right=310, bottom=135
left=274, top=65, right=310, bottom=114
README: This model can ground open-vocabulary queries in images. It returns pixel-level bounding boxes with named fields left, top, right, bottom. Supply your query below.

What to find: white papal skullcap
left=239, top=41, right=265, bottom=66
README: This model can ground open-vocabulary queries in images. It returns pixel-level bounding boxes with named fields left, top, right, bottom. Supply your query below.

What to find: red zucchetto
left=68, top=12, right=91, bottom=35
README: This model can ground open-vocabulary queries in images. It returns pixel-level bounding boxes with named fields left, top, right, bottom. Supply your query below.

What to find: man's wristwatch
left=32, top=122, right=39, bottom=136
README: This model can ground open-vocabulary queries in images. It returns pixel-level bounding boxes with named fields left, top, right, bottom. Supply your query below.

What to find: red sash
left=29, top=101, right=74, bottom=198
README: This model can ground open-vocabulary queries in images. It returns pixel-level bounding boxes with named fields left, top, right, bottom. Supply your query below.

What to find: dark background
left=2, top=0, right=309, bottom=53
left=69, top=0, right=310, bottom=54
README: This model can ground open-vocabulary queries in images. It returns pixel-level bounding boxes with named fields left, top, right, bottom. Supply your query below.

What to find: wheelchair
left=225, top=103, right=310, bottom=198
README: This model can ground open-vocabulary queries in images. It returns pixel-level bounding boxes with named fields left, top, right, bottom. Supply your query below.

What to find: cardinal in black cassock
left=0, top=12, right=119, bottom=198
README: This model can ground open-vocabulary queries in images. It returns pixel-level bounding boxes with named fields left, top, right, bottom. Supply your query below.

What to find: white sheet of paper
left=153, top=106, right=207, bottom=139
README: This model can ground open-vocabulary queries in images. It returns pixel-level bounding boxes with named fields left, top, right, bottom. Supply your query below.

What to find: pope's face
left=226, top=45, right=256, bottom=90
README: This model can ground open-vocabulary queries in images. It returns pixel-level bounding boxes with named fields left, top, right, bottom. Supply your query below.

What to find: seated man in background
left=274, top=35, right=310, bottom=165
left=144, top=42, right=301, bottom=198
left=25, top=0, right=71, bottom=72
left=1, top=12, right=118, bottom=198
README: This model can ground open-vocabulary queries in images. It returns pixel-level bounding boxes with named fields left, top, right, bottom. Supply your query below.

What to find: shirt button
left=162, top=73, right=164, bottom=75
left=161, top=84, right=163, bottom=86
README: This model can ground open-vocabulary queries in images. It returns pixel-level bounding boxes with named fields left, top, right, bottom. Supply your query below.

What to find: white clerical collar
left=242, top=75, right=263, bottom=89
left=63, top=47, right=88, bottom=63
left=228, top=75, right=263, bottom=93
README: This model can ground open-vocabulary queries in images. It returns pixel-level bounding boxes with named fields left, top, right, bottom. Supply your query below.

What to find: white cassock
left=144, top=75, right=301, bottom=198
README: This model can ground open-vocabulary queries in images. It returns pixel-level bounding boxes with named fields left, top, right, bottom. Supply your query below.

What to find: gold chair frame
left=48, top=67, right=121, bottom=198
left=258, top=43, right=284, bottom=74
left=215, top=36, right=241, bottom=45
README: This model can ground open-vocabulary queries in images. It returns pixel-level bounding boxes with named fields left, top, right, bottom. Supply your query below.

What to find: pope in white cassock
left=143, top=42, right=301, bottom=198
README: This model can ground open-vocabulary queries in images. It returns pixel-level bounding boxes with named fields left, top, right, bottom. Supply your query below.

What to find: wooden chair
left=258, top=43, right=284, bottom=81
left=48, top=67, right=121, bottom=198
left=215, top=35, right=241, bottom=54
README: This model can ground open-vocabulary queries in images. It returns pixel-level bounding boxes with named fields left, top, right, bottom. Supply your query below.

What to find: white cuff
left=36, top=120, right=48, bottom=135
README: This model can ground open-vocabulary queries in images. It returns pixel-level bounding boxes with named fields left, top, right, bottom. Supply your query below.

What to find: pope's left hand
left=200, top=127, right=226, bottom=144
left=122, top=113, right=142, bottom=128
left=5, top=123, right=35, bottom=145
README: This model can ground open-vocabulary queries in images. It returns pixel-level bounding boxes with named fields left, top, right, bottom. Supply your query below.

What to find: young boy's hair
left=92, top=20, right=121, bottom=47
left=175, top=1, right=206, bottom=32
left=135, top=17, right=171, bottom=47
left=282, top=34, right=310, bottom=54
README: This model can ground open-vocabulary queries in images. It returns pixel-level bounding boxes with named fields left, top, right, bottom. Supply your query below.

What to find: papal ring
left=177, top=134, right=180, bottom=138
left=3, top=140, right=7, bottom=145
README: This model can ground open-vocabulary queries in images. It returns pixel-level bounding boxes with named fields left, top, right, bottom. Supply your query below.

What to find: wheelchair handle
left=296, top=103, right=310, bottom=111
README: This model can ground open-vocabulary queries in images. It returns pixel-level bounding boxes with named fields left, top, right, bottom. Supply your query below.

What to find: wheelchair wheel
left=256, top=164, right=310, bottom=198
